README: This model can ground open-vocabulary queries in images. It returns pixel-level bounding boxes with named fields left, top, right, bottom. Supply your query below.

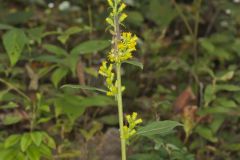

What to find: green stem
left=172, top=0, right=194, bottom=37
left=113, top=0, right=126, bottom=159
left=172, top=0, right=201, bottom=60
left=0, top=78, right=30, bottom=102
left=87, top=4, right=93, bottom=37
left=116, top=63, right=127, bottom=160
left=193, top=0, right=202, bottom=61
left=30, top=103, right=37, bottom=132
left=173, top=0, right=202, bottom=87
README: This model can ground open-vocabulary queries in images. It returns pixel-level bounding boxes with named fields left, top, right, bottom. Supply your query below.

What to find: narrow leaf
left=70, top=40, right=110, bottom=55
left=43, top=44, right=68, bottom=56
left=123, top=60, right=144, bottom=70
left=195, top=126, right=218, bottom=143
left=61, top=84, right=107, bottom=93
left=137, top=120, right=182, bottom=136
left=216, top=84, right=240, bottom=92
left=51, top=68, right=69, bottom=88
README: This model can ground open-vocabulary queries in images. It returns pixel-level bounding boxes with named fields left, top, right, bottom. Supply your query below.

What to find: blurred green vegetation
left=0, top=0, right=240, bottom=159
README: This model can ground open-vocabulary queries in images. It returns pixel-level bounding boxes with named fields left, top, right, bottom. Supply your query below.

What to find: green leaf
left=216, top=71, right=234, bottom=81
left=0, top=23, right=14, bottom=30
left=27, top=26, right=45, bottom=44
left=195, top=126, right=218, bottom=143
left=204, top=85, right=216, bottom=106
left=4, top=134, right=21, bottom=148
left=137, top=120, right=182, bottom=136
left=199, top=106, right=236, bottom=115
left=20, top=133, right=32, bottom=152
left=98, top=115, right=119, bottom=125
left=215, top=98, right=237, bottom=108
left=37, top=117, right=52, bottom=124
left=43, top=31, right=60, bottom=37
left=84, top=67, right=98, bottom=78
left=123, top=60, right=144, bottom=69
left=214, top=48, right=231, bottom=60
left=70, top=40, right=110, bottom=55
left=3, top=29, right=28, bottom=66
left=146, top=0, right=177, bottom=27
left=43, top=133, right=56, bottom=149
left=80, top=95, right=115, bottom=107
left=216, top=84, right=240, bottom=92
left=61, top=84, right=107, bottom=93
left=31, top=132, right=43, bottom=146
left=64, top=54, right=79, bottom=76
left=58, top=26, right=82, bottom=44
left=33, top=55, right=63, bottom=63
left=39, top=144, right=52, bottom=158
left=80, top=121, right=103, bottom=141
left=210, top=116, right=225, bottom=134
left=0, top=148, right=18, bottom=160
left=2, top=114, right=23, bottom=125
left=27, top=145, right=40, bottom=160
left=0, top=102, right=18, bottom=109
left=54, top=95, right=115, bottom=122
left=43, top=44, right=68, bottom=56
left=209, top=33, right=233, bottom=44
left=64, top=26, right=83, bottom=35
left=15, top=152, right=25, bottom=160
left=51, top=67, right=69, bottom=87
left=0, top=90, right=9, bottom=101
left=232, top=39, right=240, bottom=54
left=54, top=95, right=86, bottom=121
left=199, top=38, right=215, bottom=53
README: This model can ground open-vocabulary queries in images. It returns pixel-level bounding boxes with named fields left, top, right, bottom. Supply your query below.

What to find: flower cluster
left=106, top=0, right=128, bottom=28
left=99, top=61, right=118, bottom=96
left=108, top=32, right=138, bottom=63
left=123, top=112, right=142, bottom=140
left=99, top=0, right=138, bottom=96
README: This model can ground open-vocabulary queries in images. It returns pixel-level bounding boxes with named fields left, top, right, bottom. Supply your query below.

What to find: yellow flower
left=107, top=84, right=118, bottom=96
left=107, top=0, right=114, bottom=7
left=108, top=32, right=138, bottom=63
left=118, top=3, right=126, bottom=13
left=99, top=61, right=118, bottom=96
left=122, top=112, right=142, bottom=140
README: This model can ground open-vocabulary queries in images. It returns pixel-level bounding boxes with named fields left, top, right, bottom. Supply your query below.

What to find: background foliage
left=0, top=0, right=240, bottom=159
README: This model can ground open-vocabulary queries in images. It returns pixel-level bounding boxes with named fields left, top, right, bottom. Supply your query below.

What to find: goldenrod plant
left=62, top=1, right=182, bottom=159
left=99, top=0, right=141, bottom=159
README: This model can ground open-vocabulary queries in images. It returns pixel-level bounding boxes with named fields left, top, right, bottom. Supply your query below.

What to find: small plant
left=99, top=0, right=141, bottom=159
left=0, top=93, right=56, bottom=160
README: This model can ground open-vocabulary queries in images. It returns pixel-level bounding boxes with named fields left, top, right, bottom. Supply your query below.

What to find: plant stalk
left=113, top=0, right=126, bottom=159
left=116, top=63, right=127, bottom=160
